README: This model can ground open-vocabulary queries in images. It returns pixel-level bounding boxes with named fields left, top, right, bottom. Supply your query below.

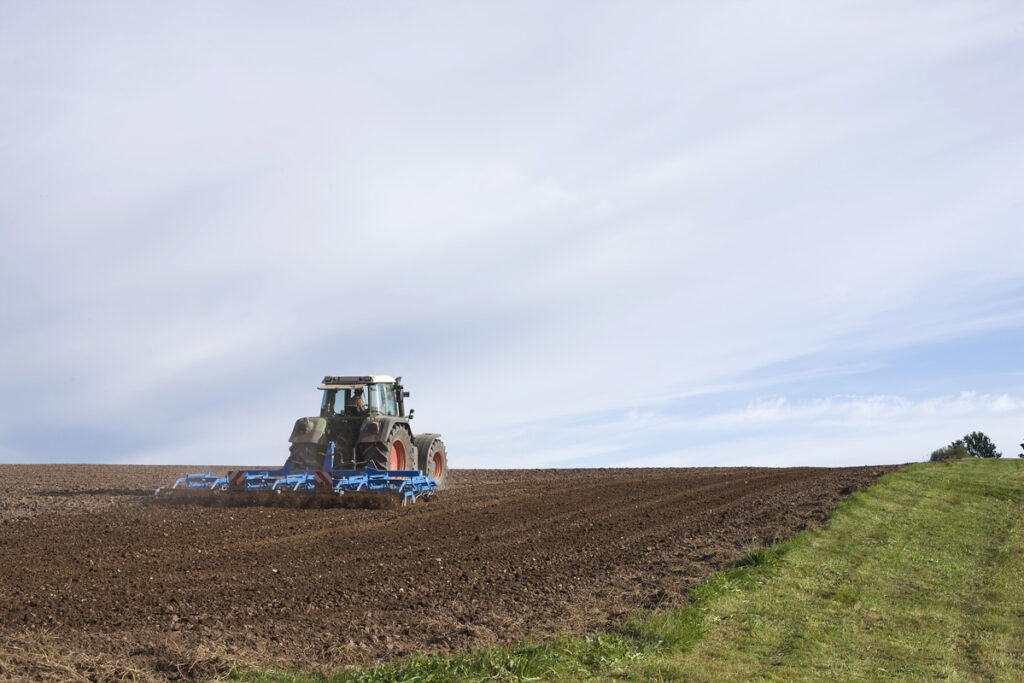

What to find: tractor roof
left=318, top=375, right=396, bottom=390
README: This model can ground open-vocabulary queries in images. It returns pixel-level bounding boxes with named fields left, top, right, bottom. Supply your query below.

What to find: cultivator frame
left=156, top=456, right=439, bottom=506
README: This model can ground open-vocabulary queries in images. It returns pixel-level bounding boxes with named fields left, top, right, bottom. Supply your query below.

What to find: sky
left=1, top=1, right=1022, bottom=468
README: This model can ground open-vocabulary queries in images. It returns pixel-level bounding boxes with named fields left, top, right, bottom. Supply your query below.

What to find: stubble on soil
left=0, top=464, right=893, bottom=680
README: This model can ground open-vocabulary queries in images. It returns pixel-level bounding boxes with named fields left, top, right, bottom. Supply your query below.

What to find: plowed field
left=0, top=464, right=892, bottom=680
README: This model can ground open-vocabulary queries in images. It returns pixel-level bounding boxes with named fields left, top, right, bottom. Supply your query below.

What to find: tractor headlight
left=361, top=422, right=380, bottom=435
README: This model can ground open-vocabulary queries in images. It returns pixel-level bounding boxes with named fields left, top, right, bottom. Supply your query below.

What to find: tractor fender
left=413, top=433, right=441, bottom=448
left=356, top=416, right=411, bottom=445
left=413, top=433, right=442, bottom=465
left=288, top=416, right=328, bottom=445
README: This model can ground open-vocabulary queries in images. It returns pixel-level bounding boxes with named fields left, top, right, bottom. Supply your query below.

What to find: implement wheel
left=414, top=436, right=448, bottom=490
left=363, top=428, right=413, bottom=471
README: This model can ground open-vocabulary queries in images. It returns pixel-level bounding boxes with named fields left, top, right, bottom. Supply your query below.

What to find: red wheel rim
left=430, top=450, right=443, bottom=478
left=389, top=440, right=407, bottom=470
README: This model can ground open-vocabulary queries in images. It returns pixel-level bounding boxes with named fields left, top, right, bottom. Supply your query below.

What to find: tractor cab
left=318, top=375, right=409, bottom=420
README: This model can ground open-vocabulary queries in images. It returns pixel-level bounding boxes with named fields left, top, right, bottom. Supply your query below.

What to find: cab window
left=366, top=384, right=381, bottom=413
left=321, top=390, right=344, bottom=416
left=382, top=384, right=398, bottom=416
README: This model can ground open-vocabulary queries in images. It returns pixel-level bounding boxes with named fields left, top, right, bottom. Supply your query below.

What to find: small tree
left=930, top=439, right=970, bottom=462
left=963, top=431, right=1001, bottom=459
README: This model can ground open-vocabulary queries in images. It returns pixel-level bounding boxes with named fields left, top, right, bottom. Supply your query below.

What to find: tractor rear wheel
left=362, top=427, right=413, bottom=471
left=414, top=436, right=448, bottom=490
left=286, top=443, right=323, bottom=471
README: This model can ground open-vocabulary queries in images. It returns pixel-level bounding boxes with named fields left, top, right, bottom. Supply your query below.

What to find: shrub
left=930, top=440, right=970, bottom=462
left=931, top=432, right=1005, bottom=461
left=963, top=431, right=1001, bottom=459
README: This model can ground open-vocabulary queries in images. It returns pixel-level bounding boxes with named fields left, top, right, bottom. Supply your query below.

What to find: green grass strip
left=233, top=459, right=1024, bottom=682
left=655, top=458, right=1024, bottom=681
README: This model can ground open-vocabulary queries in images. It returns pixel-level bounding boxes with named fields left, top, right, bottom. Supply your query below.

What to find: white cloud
left=458, top=392, right=1024, bottom=470
left=687, top=392, right=1023, bottom=431
left=1, top=1, right=1022, bottom=467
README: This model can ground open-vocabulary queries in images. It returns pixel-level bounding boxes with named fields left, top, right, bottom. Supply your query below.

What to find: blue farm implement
left=156, top=457, right=439, bottom=506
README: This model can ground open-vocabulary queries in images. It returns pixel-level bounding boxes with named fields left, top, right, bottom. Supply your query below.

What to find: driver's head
left=354, top=388, right=363, bottom=396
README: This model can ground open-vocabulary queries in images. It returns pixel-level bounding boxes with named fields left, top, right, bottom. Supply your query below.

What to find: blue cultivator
left=155, top=456, right=438, bottom=506
left=333, top=470, right=437, bottom=505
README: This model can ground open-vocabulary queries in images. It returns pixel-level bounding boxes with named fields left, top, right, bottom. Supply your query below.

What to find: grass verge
left=233, top=459, right=1024, bottom=682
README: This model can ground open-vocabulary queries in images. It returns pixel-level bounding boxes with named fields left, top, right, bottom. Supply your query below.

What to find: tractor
left=285, top=375, right=448, bottom=489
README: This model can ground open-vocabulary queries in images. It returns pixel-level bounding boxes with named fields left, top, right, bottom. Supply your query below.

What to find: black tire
left=286, top=443, right=324, bottom=471
left=414, top=435, right=448, bottom=490
left=360, top=427, right=414, bottom=471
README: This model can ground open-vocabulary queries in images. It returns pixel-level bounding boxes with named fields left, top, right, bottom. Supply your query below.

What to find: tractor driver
left=346, top=387, right=367, bottom=415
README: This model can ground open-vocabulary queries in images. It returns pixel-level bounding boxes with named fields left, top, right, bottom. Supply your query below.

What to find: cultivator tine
left=155, top=472, right=227, bottom=495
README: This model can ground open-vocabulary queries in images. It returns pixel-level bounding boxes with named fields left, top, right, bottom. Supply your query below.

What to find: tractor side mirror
left=408, top=409, right=415, bottom=419
left=403, top=391, right=410, bottom=398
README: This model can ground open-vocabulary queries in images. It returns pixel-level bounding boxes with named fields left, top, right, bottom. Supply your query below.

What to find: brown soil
left=0, top=464, right=894, bottom=681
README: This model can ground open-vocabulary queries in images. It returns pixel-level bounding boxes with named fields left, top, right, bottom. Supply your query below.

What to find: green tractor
left=285, top=375, right=448, bottom=489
